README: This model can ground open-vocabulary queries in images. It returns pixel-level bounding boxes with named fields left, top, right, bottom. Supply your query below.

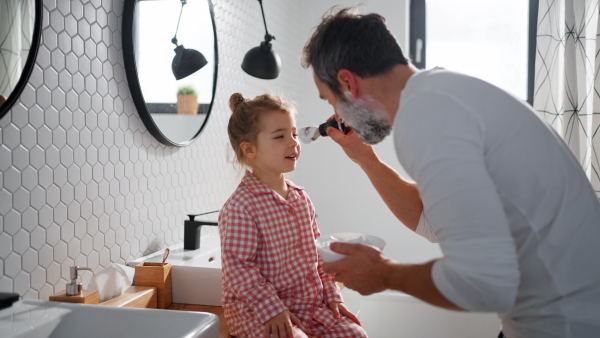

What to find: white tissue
left=86, top=263, right=135, bottom=302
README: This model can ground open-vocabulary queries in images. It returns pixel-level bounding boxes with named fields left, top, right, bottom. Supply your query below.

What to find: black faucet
left=0, top=292, right=20, bottom=310
left=184, top=214, right=218, bottom=250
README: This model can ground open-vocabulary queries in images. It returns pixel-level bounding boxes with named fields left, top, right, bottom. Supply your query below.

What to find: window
left=410, top=0, right=538, bottom=104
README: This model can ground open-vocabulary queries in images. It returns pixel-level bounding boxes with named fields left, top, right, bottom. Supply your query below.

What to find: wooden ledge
left=49, top=289, right=99, bottom=304
left=99, top=285, right=157, bottom=309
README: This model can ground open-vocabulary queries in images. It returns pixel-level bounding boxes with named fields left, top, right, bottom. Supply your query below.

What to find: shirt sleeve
left=415, top=211, right=439, bottom=243
left=395, top=89, right=520, bottom=312
left=219, top=205, right=287, bottom=323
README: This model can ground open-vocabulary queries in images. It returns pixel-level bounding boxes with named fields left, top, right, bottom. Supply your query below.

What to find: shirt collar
left=242, top=170, right=304, bottom=196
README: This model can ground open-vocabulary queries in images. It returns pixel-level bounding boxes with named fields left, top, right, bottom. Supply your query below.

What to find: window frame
left=409, top=0, right=539, bottom=105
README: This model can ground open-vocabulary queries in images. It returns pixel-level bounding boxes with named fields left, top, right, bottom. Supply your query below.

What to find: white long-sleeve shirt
left=394, top=68, right=600, bottom=338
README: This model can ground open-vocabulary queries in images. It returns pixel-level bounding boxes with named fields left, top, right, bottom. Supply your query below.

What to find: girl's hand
left=264, top=309, right=303, bottom=338
left=328, top=302, right=361, bottom=325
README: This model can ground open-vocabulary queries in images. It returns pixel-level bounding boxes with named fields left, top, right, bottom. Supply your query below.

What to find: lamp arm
left=171, top=0, right=187, bottom=45
left=257, top=0, right=274, bottom=42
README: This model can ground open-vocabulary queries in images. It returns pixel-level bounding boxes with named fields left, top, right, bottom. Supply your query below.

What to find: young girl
left=219, top=93, right=367, bottom=338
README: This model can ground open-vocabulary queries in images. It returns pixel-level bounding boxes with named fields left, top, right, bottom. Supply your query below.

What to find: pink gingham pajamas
left=219, top=172, right=367, bottom=338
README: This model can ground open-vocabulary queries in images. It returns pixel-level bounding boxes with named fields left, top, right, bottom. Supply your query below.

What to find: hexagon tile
left=0, top=0, right=305, bottom=300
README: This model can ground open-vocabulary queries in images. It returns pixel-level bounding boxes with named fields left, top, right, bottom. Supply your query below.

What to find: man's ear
left=240, top=141, right=256, bottom=160
left=337, top=69, right=359, bottom=99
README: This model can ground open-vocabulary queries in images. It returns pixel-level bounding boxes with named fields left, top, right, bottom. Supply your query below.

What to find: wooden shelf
left=49, top=289, right=99, bottom=304
left=99, top=286, right=157, bottom=308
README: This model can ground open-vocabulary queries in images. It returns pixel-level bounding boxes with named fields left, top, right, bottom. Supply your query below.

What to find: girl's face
left=246, top=110, right=300, bottom=176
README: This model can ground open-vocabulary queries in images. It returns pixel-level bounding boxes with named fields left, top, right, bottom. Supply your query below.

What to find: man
left=301, top=7, right=600, bottom=338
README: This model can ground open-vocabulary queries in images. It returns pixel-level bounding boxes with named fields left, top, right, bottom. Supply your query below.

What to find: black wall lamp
left=241, top=0, right=281, bottom=79
left=172, top=0, right=207, bottom=80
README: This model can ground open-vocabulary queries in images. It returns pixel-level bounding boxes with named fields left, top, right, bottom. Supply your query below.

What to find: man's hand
left=264, top=309, right=303, bottom=338
left=328, top=301, right=361, bottom=325
left=322, top=242, right=391, bottom=295
left=326, top=125, right=378, bottom=166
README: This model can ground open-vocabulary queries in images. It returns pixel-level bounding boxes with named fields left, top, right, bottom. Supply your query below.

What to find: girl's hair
left=228, top=92, right=296, bottom=165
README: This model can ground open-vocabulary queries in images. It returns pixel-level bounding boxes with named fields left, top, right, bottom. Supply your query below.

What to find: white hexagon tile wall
left=0, top=0, right=306, bottom=300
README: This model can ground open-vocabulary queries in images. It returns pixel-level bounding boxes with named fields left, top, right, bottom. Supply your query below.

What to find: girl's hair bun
left=229, top=93, right=246, bottom=112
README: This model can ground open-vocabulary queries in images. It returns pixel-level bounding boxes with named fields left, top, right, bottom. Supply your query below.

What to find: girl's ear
left=240, top=141, right=257, bottom=160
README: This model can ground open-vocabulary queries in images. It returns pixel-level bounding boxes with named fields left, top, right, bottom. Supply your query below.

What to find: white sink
left=128, top=234, right=222, bottom=306
left=0, top=299, right=219, bottom=338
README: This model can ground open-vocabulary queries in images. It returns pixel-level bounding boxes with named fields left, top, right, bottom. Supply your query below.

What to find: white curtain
left=534, top=0, right=600, bottom=198
left=0, top=0, right=34, bottom=100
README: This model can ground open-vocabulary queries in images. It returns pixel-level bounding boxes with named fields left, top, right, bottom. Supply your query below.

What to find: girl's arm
left=312, top=212, right=361, bottom=325
left=318, top=256, right=343, bottom=304
left=309, top=202, right=343, bottom=304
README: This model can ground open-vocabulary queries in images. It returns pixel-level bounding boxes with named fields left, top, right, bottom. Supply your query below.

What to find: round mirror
left=0, top=0, right=42, bottom=120
left=123, top=0, right=218, bottom=146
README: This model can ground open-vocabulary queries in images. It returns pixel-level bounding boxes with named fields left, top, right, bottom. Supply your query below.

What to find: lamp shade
left=241, top=41, right=281, bottom=80
left=172, top=45, right=208, bottom=80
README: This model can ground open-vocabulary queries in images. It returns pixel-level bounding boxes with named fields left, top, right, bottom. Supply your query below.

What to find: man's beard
left=336, top=92, right=392, bottom=145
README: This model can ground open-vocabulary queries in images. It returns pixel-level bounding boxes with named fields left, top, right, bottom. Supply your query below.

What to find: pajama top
left=395, top=68, right=600, bottom=337
left=218, top=171, right=343, bottom=334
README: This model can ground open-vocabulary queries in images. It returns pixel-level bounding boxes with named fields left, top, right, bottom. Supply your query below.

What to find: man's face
left=313, top=72, right=341, bottom=109
left=313, top=73, right=392, bottom=145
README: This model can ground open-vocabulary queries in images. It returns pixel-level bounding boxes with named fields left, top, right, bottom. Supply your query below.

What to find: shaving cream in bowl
left=315, top=232, right=386, bottom=263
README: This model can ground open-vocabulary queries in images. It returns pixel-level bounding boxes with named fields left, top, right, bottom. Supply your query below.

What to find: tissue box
left=134, top=262, right=172, bottom=309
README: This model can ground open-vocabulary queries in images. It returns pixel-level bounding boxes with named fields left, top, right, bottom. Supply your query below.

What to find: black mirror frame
left=122, top=0, right=219, bottom=147
left=0, top=0, right=43, bottom=121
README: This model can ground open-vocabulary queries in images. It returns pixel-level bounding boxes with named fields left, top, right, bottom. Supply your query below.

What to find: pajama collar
left=241, top=170, right=304, bottom=197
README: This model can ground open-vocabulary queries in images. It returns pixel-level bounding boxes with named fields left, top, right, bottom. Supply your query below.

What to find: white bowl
left=315, top=232, right=386, bottom=263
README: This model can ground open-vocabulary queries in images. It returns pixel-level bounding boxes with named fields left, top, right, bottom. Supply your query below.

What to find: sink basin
left=128, top=234, right=222, bottom=306
left=0, top=299, right=219, bottom=338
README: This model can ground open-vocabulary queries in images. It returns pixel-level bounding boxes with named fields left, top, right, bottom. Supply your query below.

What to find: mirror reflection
left=124, top=0, right=218, bottom=146
left=0, top=0, right=41, bottom=120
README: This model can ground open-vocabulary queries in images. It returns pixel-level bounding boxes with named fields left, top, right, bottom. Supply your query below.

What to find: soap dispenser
left=184, top=214, right=218, bottom=250
left=66, top=266, right=93, bottom=296
left=49, top=266, right=99, bottom=304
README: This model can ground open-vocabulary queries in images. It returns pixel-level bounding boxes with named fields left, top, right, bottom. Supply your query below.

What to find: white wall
left=0, top=0, right=309, bottom=300
left=294, top=0, right=442, bottom=264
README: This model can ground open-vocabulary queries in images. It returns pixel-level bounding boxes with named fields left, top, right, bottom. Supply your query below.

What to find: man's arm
left=327, top=127, right=423, bottom=230
left=325, top=127, right=455, bottom=307
left=322, top=242, right=461, bottom=310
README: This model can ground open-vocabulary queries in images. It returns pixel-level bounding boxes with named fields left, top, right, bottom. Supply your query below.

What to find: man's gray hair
left=301, top=7, right=409, bottom=98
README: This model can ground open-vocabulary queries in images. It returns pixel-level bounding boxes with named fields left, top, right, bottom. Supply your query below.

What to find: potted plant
left=176, top=86, right=199, bottom=114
